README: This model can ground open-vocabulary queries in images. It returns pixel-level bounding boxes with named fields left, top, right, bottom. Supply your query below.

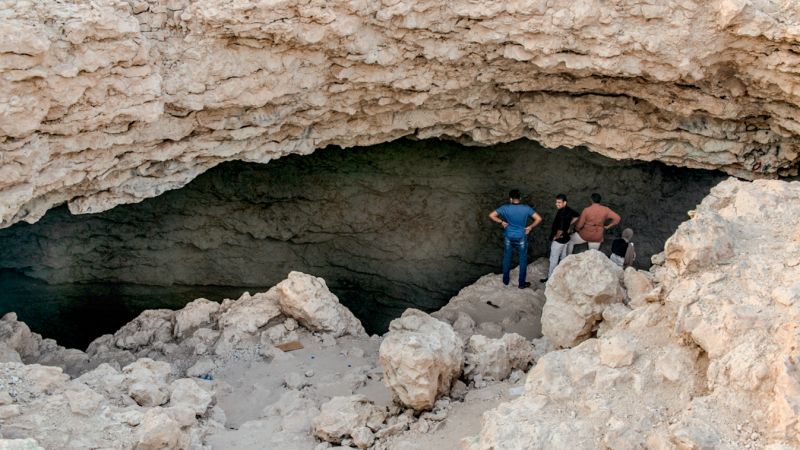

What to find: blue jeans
left=502, top=236, right=528, bottom=287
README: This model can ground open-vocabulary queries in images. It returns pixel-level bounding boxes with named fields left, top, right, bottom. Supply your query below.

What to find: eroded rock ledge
left=2, top=0, right=800, bottom=227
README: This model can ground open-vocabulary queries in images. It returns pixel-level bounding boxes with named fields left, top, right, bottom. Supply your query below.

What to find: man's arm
left=575, top=209, right=587, bottom=231
left=525, top=212, right=542, bottom=234
left=568, top=216, right=578, bottom=233
left=489, top=210, right=508, bottom=228
left=604, top=208, right=621, bottom=230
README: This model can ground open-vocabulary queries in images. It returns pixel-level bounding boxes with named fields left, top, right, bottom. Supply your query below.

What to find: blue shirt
left=496, top=203, right=535, bottom=239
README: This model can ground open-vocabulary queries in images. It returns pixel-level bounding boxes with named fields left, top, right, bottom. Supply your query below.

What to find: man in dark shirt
left=540, top=193, right=579, bottom=283
left=489, top=189, right=542, bottom=289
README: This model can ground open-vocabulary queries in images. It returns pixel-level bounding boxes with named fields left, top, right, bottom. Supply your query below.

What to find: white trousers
left=548, top=240, right=568, bottom=277
left=610, top=253, right=625, bottom=267
left=566, top=233, right=601, bottom=255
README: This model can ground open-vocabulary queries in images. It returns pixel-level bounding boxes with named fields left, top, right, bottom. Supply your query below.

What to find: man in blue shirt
left=489, top=189, right=542, bottom=288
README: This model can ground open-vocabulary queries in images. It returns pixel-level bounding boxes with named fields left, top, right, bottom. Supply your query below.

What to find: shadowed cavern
left=0, top=139, right=726, bottom=348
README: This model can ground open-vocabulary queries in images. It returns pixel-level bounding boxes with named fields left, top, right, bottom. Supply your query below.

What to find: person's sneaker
left=519, top=282, right=531, bottom=289
left=539, top=278, right=548, bottom=283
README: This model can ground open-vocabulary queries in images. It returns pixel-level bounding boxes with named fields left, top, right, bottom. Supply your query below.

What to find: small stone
left=284, top=372, right=307, bottom=390
left=351, top=427, right=374, bottom=449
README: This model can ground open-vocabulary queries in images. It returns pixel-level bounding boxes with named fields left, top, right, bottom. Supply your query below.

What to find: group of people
left=488, top=189, right=636, bottom=289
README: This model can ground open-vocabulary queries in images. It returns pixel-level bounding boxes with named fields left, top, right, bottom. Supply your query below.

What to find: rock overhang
left=2, top=0, right=800, bottom=228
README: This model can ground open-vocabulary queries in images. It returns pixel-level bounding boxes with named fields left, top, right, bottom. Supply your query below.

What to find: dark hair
left=509, top=189, right=521, bottom=200
left=591, top=193, right=601, bottom=203
left=556, top=193, right=567, bottom=202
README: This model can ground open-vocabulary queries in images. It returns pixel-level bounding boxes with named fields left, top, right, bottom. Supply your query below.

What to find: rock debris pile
left=0, top=178, right=799, bottom=449
left=464, top=178, right=800, bottom=449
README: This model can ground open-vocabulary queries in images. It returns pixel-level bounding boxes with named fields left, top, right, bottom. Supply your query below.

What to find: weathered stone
left=123, top=359, right=171, bottom=407
left=350, top=426, right=374, bottom=449
left=541, top=250, right=625, bottom=348
left=113, top=310, right=175, bottom=351
left=465, top=179, right=800, bottom=449
left=169, top=379, right=212, bottom=416
left=135, top=409, right=185, bottom=450
left=463, top=335, right=510, bottom=382
left=64, top=388, right=104, bottom=416
left=599, top=334, right=636, bottom=368
left=217, top=291, right=283, bottom=335
left=275, top=272, right=366, bottom=338
left=379, top=309, right=463, bottom=411
left=623, top=268, right=654, bottom=308
left=312, top=395, right=386, bottom=444
left=173, top=299, right=219, bottom=339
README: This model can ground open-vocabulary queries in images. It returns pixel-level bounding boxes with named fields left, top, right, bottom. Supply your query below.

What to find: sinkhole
left=0, top=138, right=727, bottom=349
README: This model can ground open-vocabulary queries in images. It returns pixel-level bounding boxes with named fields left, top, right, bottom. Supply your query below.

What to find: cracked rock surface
left=2, top=0, right=800, bottom=227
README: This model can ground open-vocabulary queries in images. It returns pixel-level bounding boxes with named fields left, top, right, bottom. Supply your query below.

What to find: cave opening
left=0, top=138, right=727, bottom=349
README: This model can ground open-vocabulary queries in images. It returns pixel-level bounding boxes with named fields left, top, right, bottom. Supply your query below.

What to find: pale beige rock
left=541, top=250, right=625, bottom=348
left=501, top=333, right=534, bottom=372
left=351, top=426, right=375, bottom=449
left=64, top=388, right=104, bottom=416
left=463, top=333, right=533, bottom=382
left=173, top=299, right=219, bottom=339
left=169, top=379, right=212, bottom=416
left=113, top=310, right=175, bottom=351
left=123, top=358, right=171, bottom=407
left=623, top=267, right=654, bottom=308
left=217, top=291, right=282, bottom=335
left=312, top=395, right=386, bottom=444
left=599, top=334, right=636, bottom=368
left=2, top=0, right=800, bottom=230
left=463, top=335, right=510, bottom=382
left=136, top=409, right=186, bottom=450
left=379, top=309, right=463, bottom=411
left=433, top=262, right=547, bottom=340
left=465, top=179, right=800, bottom=449
left=275, top=272, right=366, bottom=338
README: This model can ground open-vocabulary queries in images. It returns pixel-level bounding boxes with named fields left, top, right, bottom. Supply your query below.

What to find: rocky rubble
left=0, top=359, right=221, bottom=449
left=464, top=178, right=800, bottom=449
left=0, top=261, right=556, bottom=449
left=2, top=0, right=800, bottom=228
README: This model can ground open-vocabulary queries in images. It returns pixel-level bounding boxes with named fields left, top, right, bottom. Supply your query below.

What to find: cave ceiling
left=1, top=0, right=799, bottom=227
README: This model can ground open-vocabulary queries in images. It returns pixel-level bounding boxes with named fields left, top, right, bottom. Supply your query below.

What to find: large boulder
left=379, top=309, right=463, bottom=411
left=541, top=250, right=625, bottom=348
left=275, top=272, right=366, bottom=338
left=113, top=310, right=175, bottom=352
left=217, top=291, right=283, bottom=334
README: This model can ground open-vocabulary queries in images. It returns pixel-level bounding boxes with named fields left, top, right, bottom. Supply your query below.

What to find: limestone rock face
left=379, top=309, right=463, bottom=411
left=540, top=250, right=625, bottom=348
left=464, top=178, right=800, bottom=449
left=275, top=272, right=366, bottom=338
left=2, top=0, right=799, bottom=229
